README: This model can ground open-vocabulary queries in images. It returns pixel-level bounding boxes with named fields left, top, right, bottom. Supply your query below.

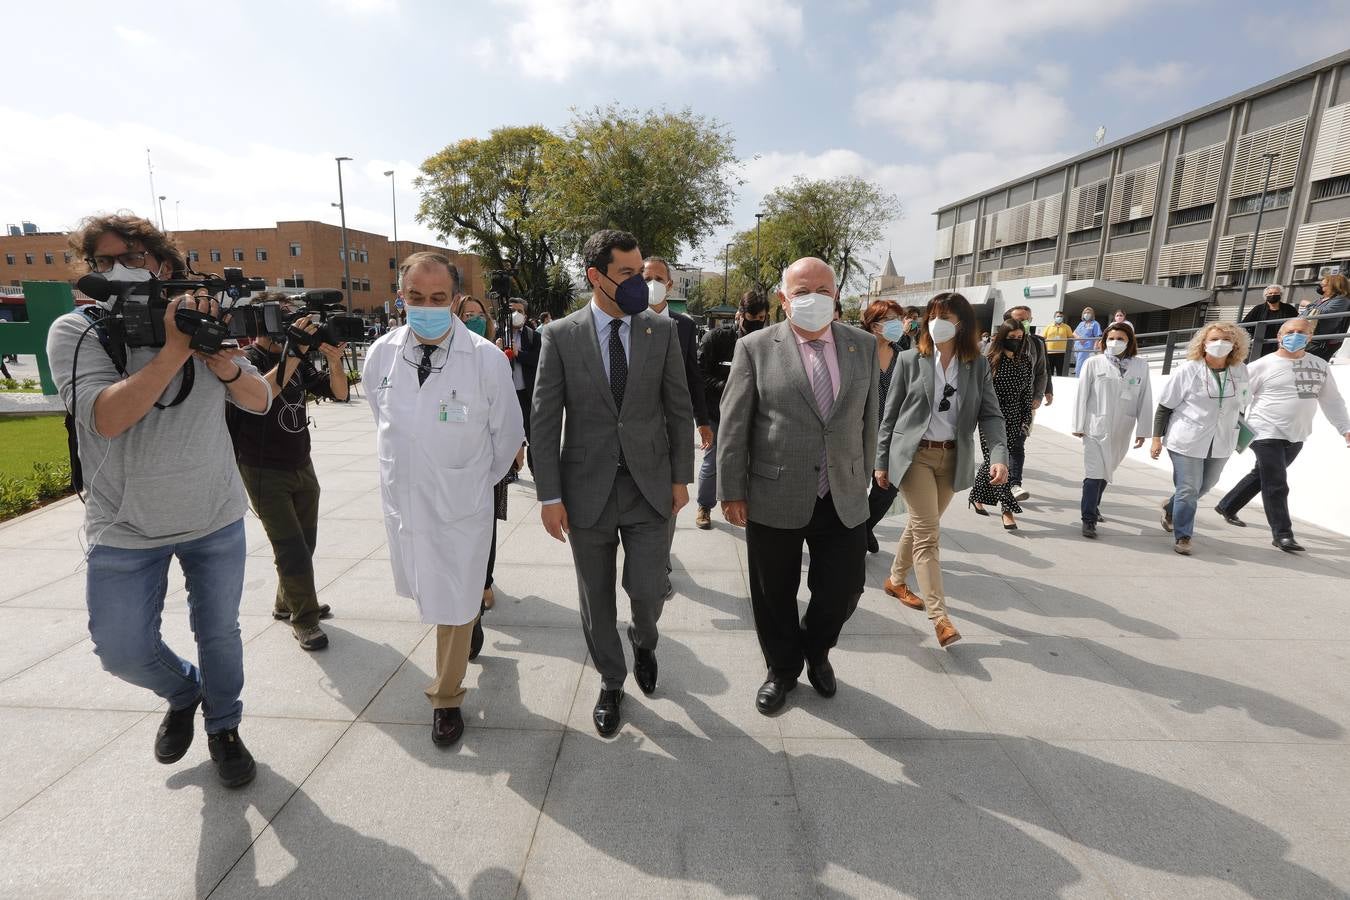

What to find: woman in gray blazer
left=874, top=292, right=1009, bottom=647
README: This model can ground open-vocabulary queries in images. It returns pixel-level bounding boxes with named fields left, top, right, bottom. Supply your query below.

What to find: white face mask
left=1104, top=339, right=1127, bottom=356
left=511, top=311, right=526, bottom=328
left=647, top=280, right=668, bottom=307
left=95, top=262, right=156, bottom=309
left=1205, top=339, right=1233, bottom=359
left=786, top=292, right=833, bottom=332
left=927, top=317, right=957, bottom=344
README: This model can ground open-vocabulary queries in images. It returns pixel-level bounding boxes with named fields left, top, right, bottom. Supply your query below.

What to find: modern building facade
left=908, top=50, right=1350, bottom=333
left=0, top=220, right=479, bottom=314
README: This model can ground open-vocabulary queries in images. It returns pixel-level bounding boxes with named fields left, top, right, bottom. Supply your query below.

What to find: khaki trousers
left=424, top=619, right=478, bottom=709
left=891, top=447, right=957, bottom=621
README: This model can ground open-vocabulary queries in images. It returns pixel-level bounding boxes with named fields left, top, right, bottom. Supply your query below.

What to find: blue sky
left=2, top=0, right=1346, bottom=284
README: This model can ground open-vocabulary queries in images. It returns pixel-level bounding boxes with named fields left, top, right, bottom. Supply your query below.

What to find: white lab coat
left=1072, top=354, right=1153, bottom=480
left=364, top=321, right=524, bottom=626
left=1156, top=359, right=1251, bottom=458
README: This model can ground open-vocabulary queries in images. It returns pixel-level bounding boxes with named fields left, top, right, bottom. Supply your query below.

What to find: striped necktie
left=808, top=339, right=834, bottom=498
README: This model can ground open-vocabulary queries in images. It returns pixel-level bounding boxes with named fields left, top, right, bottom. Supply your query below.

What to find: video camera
left=77, top=268, right=265, bottom=354
left=227, top=290, right=367, bottom=353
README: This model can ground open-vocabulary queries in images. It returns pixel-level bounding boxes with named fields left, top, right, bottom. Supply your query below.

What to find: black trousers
left=1217, top=439, right=1303, bottom=539
left=516, top=387, right=534, bottom=470
left=1047, top=352, right=1067, bottom=377
left=865, top=479, right=900, bottom=544
left=745, top=494, right=866, bottom=681
left=1081, top=477, right=1107, bottom=523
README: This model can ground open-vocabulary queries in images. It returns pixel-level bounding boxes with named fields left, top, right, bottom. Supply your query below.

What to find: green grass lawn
left=0, top=415, right=69, bottom=479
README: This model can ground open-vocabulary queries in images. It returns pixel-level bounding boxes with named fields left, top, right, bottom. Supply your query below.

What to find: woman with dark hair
left=874, top=292, right=1008, bottom=647
left=860, top=299, right=906, bottom=553
left=967, top=322, right=1034, bottom=530
left=1072, top=321, right=1152, bottom=538
left=456, top=296, right=507, bottom=616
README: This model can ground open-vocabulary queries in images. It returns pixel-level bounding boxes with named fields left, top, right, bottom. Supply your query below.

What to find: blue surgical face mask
left=881, top=319, right=905, bottom=342
left=1280, top=331, right=1310, bottom=352
left=406, top=305, right=453, bottom=341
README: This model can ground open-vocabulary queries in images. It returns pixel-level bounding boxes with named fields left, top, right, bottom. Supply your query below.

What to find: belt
left=918, top=439, right=956, bottom=449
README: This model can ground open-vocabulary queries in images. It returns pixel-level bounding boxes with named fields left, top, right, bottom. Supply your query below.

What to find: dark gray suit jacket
left=717, top=321, right=878, bottom=530
left=876, top=350, right=1008, bottom=493
left=530, top=304, right=695, bottom=530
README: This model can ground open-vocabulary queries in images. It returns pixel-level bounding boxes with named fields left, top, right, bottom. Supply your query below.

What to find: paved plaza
left=1, top=398, right=1348, bottom=899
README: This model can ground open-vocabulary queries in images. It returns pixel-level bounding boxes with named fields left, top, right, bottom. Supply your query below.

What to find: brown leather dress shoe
left=934, top=617, right=962, bottom=648
left=883, top=578, right=925, bottom=611
left=482, top=586, right=495, bottom=610
left=432, top=707, right=464, bottom=746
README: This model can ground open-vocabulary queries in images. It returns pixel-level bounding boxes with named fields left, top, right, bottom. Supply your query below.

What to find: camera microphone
left=292, top=289, right=344, bottom=308
left=77, top=273, right=114, bottom=302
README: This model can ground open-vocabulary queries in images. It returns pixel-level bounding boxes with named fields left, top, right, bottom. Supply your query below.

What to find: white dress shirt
left=590, top=299, right=631, bottom=382
left=922, top=352, right=960, bottom=441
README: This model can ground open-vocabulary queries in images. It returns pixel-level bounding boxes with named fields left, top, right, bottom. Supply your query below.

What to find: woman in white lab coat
left=1149, top=322, right=1251, bottom=556
left=1072, top=322, right=1152, bottom=539
left=363, top=254, right=523, bottom=745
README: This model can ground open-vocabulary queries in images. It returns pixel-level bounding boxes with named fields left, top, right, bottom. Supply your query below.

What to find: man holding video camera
left=226, top=292, right=350, bottom=653
left=47, top=213, right=272, bottom=789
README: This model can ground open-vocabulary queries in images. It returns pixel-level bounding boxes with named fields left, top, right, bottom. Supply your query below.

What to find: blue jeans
left=85, top=519, right=247, bottom=733
left=1081, top=477, right=1107, bottom=523
left=1165, top=452, right=1228, bottom=540
left=697, top=417, right=719, bottom=510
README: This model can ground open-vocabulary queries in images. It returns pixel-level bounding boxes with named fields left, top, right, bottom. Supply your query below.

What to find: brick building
left=0, top=220, right=481, bottom=314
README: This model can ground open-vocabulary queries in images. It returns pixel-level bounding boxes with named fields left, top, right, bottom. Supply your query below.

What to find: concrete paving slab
left=313, top=556, right=425, bottom=622
left=211, top=724, right=557, bottom=899
left=0, top=606, right=90, bottom=680
left=0, top=707, right=145, bottom=818
left=0, top=570, right=86, bottom=609
left=0, top=547, right=90, bottom=602
left=0, top=496, right=87, bottom=550
left=471, top=563, right=584, bottom=628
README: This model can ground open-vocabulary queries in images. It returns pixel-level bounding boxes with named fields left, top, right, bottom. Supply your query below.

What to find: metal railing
left=1124, top=308, right=1350, bottom=374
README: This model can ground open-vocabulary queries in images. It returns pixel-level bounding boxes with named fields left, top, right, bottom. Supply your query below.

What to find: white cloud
left=492, top=0, right=803, bottom=82
left=113, top=26, right=154, bottom=46
left=0, top=107, right=446, bottom=253
left=331, top=0, right=398, bottom=14
left=856, top=76, right=1071, bottom=152
left=1106, top=60, right=1194, bottom=94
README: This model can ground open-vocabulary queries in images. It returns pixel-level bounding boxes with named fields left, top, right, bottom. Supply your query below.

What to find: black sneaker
left=207, top=728, right=257, bottom=788
left=154, top=696, right=201, bottom=764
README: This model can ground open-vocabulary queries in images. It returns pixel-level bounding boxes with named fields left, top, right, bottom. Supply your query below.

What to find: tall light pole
left=335, top=156, right=353, bottom=311
left=157, top=196, right=167, bottom=232
left=723, top=242, right=732, bottom=307
left=1235, top=151, right=1279, bottom=326
left=146, top=149, right=159, bottom=227
left=174, top=200, right=182, bottom=230
left=383, top=169, right=399, bottom=272
left=754, top=212, right=764, bottom=291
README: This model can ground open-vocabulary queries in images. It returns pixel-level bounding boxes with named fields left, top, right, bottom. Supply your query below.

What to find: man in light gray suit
left=718, top=257, right=879, bottom=715
left=531, top=229, right=695, bottom=737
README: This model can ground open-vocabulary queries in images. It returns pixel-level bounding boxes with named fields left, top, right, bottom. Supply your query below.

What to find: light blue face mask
left=1280, top=331, right=1310, bottom=352
left=406, top=305, right=453, bottom=340
left=881, top=319, right=906, bottom=342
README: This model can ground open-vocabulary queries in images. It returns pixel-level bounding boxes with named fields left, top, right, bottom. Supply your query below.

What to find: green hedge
left=0, top=461, right=74, bottom=522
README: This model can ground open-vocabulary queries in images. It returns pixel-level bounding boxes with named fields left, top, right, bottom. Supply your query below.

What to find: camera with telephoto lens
left=77, top=268, right=265, bottom=353
left=227, top=290, right=367, bottom=353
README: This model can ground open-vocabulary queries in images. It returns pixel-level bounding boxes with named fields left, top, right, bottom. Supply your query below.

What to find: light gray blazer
left=717, top=321, right=878, bottom=530
left=876, top=349, right=1008, bottom=492
left=530, top=305, right=695, bottom=530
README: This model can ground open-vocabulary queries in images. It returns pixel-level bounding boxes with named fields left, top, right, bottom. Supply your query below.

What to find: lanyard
left=1210, top=367, right=1228, bottom=407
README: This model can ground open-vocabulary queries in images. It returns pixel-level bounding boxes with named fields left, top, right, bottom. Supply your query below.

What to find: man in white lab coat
left=364, top=252, right=524, bottom=746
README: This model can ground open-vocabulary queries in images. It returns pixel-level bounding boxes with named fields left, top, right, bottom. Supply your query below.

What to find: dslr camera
left=228, top=290, right=367, bottom=355
left=77, top=268, right=265, bottom=354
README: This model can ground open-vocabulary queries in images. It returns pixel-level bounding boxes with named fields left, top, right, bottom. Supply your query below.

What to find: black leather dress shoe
left=593, top=688, right=623, bottom=736
left=155, top=696, right=201, bottom=764
left=806, top=657, right=837, bottom=698
left=1082, top=520, right=1098, bottom=539
left=627, top=626, right=657, bottom=696
left=1273, top=536, right=1306, bottom=553
left=755, top=677, right=796, bottom=715
left=432, top=707, right=464, bottom=746
left=468, top=618, right=485, bottom=661
left=867, top=531, right=879, bottom=554
left=1217, top=506, right=1246, bottom=527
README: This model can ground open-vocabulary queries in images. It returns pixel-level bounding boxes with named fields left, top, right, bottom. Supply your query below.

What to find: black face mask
left=1267, top=295, right=1282, bottom=304
left=1003, top=338, right=1024, bottom=354
left=597, top=269, right=649, bottom=315
left=740, top=319, right=765, bottom=335
left=1316, top=284, right=1326, bottom=297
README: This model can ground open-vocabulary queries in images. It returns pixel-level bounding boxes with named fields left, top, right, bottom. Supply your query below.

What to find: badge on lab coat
left=440, top=399, right=469, bottom=423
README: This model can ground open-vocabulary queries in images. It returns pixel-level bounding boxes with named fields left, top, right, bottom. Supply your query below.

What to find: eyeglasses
left=86, top=251, right=153, bottom=273
left=402, top=343, right=448, bottom=374
left=938, top=383, right=956, bottom=412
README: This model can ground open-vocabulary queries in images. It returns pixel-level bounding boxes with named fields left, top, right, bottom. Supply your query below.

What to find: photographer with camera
left=46, top=212, right=272, bottom=789
left=225, top=292, right=350, bottom=653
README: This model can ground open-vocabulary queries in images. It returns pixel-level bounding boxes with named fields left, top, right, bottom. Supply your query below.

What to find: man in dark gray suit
left=718, top=257, right=879, bottom=715
left=530, top=229, right=695, bottom=737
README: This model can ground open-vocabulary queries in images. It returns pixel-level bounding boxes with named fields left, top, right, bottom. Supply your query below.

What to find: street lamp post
left=383, top=169, right=399, bottom=273
left=157, top=196, right=167, bottom=232
left=754, top=212, right=765, bottom=291
left=1235, top=151, right=1279, bottom=326
left=174, top=200, right=181, bottom=231
left=723, top=243, right=732, bottom=307
left=335, top=156, right=353, bottom=312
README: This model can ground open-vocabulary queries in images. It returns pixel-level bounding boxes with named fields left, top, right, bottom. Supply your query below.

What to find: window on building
left=1068, top=227, right=1102, bottom=246
left=980, top=249, right=1000, bottom=261
left=1002, top=242, right=1027, bottom=256
left=389, top=257, right=397, bottom=270
left=189, top=250, right=199, bottom=263
left=1028, top=237, right=1057, bottom=253
left=256, top=249, right=268, bottom=262
left=361, top=278, right=371, bottom=292
left=340, top=277, right=347, bottom=290
left=1311, top=174, right=1350, bottom=201
left=289, top=242, right=301, bottom=257
left=4, top=254, right=14, bottom=265
left=1160, top=273, right=1206, bottom=289
left=43, top=252, right=54, bottom=264
left=1221, top=266, right=1277, bottom=287
left=1109, top=217, right=1152, bottom=237
left=361, top=250, right=370, bottom=263
left=1228, top=188, right=1292, bottom=216
left=1169, top=204, right=1214, bottom=227
left=24, top=253, right=35, bottom=264
left=954, top=254, right=973, bottom=265
left=209, top=249, right=221, bottom=262
left=232, top=249, right=244, bottom=261
left=63, top=251, right=72, bottom=264
left=283, top=275, right=306, bottom=288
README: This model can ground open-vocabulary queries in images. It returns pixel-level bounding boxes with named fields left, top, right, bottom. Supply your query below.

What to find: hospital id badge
left=439, top=400, right=468, bottom=423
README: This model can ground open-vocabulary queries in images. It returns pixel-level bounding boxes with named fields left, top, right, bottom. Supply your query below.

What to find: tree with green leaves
left=537, top=105, right=742, bottom=260
left=414, top=125, right=574, bottom=316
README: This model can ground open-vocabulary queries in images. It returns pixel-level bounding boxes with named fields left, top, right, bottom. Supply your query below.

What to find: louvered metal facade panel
left=1169, top=142, right=1225, bottom=211
left=1068, top=180, right=1108, bottom=231
left=1230, top=116, right=1306, bottom=196
left=1310, top=102, right=1350, bottom=182
left=934, top=226, right=954, bottom=261
left=992, top=263, right=1054, bottom=283
left=1066, top=256, right=1099, bottom=279
left=1155, top=239, right=1209, bottom=277
left=1292, top=217, right=1350, bottom=264
left=1028, top=195, right=1062, bottom=241
left=1102, top=249, right=1147, bottom=281
left=1109, top=162, right=1160, bottom=224
left=952, top=220, right=975, bottom=256
left=1216, top=228, right=1284, bottom=271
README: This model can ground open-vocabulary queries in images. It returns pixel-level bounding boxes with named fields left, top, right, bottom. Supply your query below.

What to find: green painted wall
left=0, top=282, right=77, bottom=394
